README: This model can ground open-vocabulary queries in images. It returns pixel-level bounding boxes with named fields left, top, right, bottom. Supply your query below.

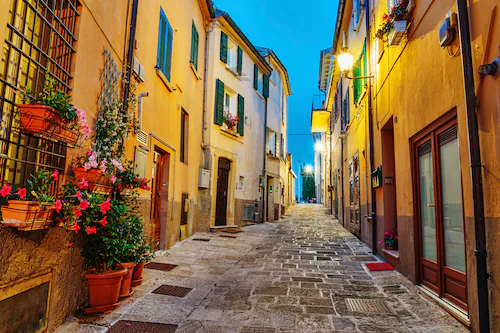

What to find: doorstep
left=418, top=285, right=470, bottom=328
left=382, top=248, right=400, bottom=259
left=210, top=225, right=240, bottom=232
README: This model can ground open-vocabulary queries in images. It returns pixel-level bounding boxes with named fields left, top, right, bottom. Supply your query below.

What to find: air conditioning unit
left=133, top=56, right=146, bottom=82
left=136, top=130, right=148, bottom=146
left=198, top=169, right=210, bottom=188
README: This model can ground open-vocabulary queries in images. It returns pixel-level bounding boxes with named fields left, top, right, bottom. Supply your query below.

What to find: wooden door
left=152, top=149, right=170, bottom=249
left=413, top=117, right=467, bottom=310
left=215, top=158, right=230, bottom=226
left=350, top=155, right=360, bottom=237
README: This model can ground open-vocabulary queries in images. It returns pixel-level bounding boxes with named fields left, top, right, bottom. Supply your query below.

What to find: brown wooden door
left=152, top=149, right=170, bottom=249
left=413, top=118, right=467, bottom=310
left=215, top=158, right=230, bottom=226
left=181, top=193, right=188, bottom=226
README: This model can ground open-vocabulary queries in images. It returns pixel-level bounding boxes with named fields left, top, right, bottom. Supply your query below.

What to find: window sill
left=190, top=62, right=202, bottom=80
left=220, top=127, right=243, bottom=142
left=382, top=248, right=399, bottom=260
left=267, top=153, right=279, bottom=160
left=255, top=90, right=265, bottom=100
left=156, top=68, right=176, bottom=92
left=225, top=65, right=241, bottom=78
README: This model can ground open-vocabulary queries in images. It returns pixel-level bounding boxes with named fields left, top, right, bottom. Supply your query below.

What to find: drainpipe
left=330, top=109, right=334, bottom=215
left=261, top=97, right=269, bottom=223
left=365, top=0, right=377, bottom=254
left=136, top=92, right=149, bottom=132
left=202, top=19, right=215, bottom=148
left=340, top=80, right=345, bottom=226
left=456, top=0, right=490, bottom=331
left=123, top=0, right=139, bottom=106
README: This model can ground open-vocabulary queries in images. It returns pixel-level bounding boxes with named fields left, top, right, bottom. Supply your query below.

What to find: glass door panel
left=419, top=142, right=437, bottom=262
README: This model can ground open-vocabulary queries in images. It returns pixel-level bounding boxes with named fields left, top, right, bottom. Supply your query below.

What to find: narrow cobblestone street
left=58, top=205, right=468, bottom=333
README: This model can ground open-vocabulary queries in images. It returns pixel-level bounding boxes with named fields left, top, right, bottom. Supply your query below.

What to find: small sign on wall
left=371, top=166, right=382, bottom=188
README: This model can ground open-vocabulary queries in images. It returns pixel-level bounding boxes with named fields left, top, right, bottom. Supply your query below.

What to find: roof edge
left=257, top=47, right=292, bottom=96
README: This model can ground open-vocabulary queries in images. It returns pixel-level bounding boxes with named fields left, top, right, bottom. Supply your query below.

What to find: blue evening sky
left=213, top=0, right=338, bottom=178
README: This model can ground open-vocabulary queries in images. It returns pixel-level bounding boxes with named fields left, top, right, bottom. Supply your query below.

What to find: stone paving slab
left=55, top=204, right=468, bottom=333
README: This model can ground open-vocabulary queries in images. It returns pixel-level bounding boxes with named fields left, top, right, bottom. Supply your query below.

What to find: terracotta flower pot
left=73, top=168, right=113, bottom=194
left=131, top=262, right=145, bottom=287
left=18, top=104, right=79, bottom=145
left=1, top=200, right=54, bottom=231
left=118, top=262, right=136, bottom=298
left=84, top=268, right=127, bottom=314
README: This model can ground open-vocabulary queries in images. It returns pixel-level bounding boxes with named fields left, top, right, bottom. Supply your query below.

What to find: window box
left=387, top=20, right=407, bottom=46
left=220, top=122, right=239, bottom=137
left=18, top=104, right=80, bottom=145
left=1, top=200, right=55, bottom=231
left=72, top=168, right=113, bottom=194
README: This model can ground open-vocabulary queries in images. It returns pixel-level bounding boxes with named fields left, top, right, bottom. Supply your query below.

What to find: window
left=342, top=88, right=350, bottom=129
left=353, top=0, right=363, bottom=29
left=353, top=42, right=367, bottom=104
left=190, top=21, right=199, bottom=70
left=0, top=0, right=79, bottom=188
left=180, top=109, right=188, bottom=164
left=267, top=129, right=277, bottom=156
left=220, top=32, right=242, bottom=75
left=157, top=8, right=173, bottom=81
left=227, top=41, right=237, bottom=69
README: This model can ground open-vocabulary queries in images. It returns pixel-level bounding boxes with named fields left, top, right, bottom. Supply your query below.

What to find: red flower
left=80, top=200, right=89, bottom=210
left=100, top=216, right=108, bottom=227
left=74, top=208, right=82, bottom=218
left=79, top=178, right=89, bottom=189
left=99, top=198, right=111, bottom=214
left=75, top=191, right=82, bottom=200
left=51, top=170, right=59, bottom=181
left=73, top=222, right=80, bottom=234
left=0, top=184, right=12, bottom=197
left=85, top=226, right=97, bottom=235
left=18, top=188, right=26, bottom=199
left=55, top=199, right=63, bottom=213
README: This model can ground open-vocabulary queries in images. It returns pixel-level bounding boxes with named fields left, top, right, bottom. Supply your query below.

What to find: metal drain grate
left=316, top=257, right=331, bottom=261
left=349, top=256, right=378, bottom=261
left=152, top=285, right=192, bottom=298
left=107, top=320, right=178, bottom=333
left=239, top=327, right=276, bottom=333
left=193, top=238, right=210, bottom=242
left=220, top=235, right=237, bottom=239
left=345, top=298, right=393, bottom=314
left=144, top=263, right=178, bottom=272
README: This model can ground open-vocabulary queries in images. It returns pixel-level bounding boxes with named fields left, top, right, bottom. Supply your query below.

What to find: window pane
left=419, top=144, right=437, bottom=262
left=440, top=135, right=466, bottom=272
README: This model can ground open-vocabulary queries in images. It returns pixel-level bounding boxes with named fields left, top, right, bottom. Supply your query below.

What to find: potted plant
left=17, top=75, right=90, bottom=145
left=115, top=162, right=150, bottom=195
left=0, top=169, right=58, bottom=230
left=379, top=230, right=398, bottom=250
left=71, top=151, right=123, bottom=194
left=221, top=107, right=239, bottom=135
left=375, top=0, right=409, bottom=46
left=131, top=238, right=154, bottom=287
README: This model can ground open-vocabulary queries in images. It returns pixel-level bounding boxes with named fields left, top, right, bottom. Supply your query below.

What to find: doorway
left=266, top=176, right=274, bottom=221
left=349, top=154, right=360, bottom=237
left=382, top=118, right=397, bottom=235
left=412, top=116, right=467, bottom=310
left=151, top=148, right=170, bottom=250
left=215, top=158, right=231, bottom=226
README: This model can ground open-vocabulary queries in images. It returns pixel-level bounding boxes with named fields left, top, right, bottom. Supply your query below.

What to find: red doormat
left=366, top=262, right=394, bottom=271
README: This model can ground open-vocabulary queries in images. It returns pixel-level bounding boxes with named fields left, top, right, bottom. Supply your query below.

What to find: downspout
left=202, top=19, right=215, bottom=148
left=340, top=80, right=345, bottom=226
left=456, top=0, right=490, bottom=331
left=330, top=109, right=334, bottom=215
left=365, top=0, right=377, bottom=254
left=261, top=97, right=269, bottom=223
left=123, top=0, right=139, bottom=106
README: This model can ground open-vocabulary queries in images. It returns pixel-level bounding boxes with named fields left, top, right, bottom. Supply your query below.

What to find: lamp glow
left=304, top=165, right=313, bottom=173
left=315, top=142, right=325, bottom=152
left=338, top=48, right=354, bottom=73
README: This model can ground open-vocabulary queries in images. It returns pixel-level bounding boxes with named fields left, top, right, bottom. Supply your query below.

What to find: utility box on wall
left=198, top=169, right=210, bottom=188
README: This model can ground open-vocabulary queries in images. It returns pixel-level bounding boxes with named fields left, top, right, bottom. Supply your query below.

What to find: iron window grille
left=0, top=0, right=80, bottom=189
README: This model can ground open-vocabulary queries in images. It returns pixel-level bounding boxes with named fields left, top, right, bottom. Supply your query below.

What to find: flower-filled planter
left=375, top=0, right=409, bottom=46
left=0, top=169, right=58, bottom=231
left=221, top=108, right=239, bottom=136
left=387, top=20, right=407, bottom=46
left=115, top=162, right=151, bottom=195
left=379, top=230, right=398, bottom=250
left=73, top=168, right=113, bottom=194
left=84, top=269, right=127, bottom=314
left=18, top=76, right=90, bottom=145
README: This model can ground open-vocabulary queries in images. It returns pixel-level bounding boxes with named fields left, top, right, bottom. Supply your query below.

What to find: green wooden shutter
left=237, top=94, right=244, bottom=136
left=237, top=47, right=243, bottom=75
left=215, top=79, right=224, bottom=125
left=190, top=22, right=199, bottom=70
left=263, top=74, right=270, bottom=98
left=280, top=134, right=284, bottom=159
left=253, top=65, right=258, bottom=90
left=165, top=23, right=173, bottom=81
left=220, top=32, right=228, bottom=63
left=157, top=10, right=167, bottom=74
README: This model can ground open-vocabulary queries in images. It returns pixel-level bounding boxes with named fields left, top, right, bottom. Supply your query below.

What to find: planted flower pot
left=131, top=262, right=145, bottom=287
left=18, top=104, right=79, bottom=145
left=118, top=262, right=136, bottom=298
left=73, top=168, right=113, bottom=194
left=84, top=268, right=127, bottom=314
left=388, top=20, right=407, bottom=46
left=1, top=200, right=54, bottom=231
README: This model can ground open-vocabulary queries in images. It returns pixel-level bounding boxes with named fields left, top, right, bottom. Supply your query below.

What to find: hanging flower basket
left=72, top=168, right=113, bottom=194
left=18, top=104, right=80, bottom=145
left=387, top=20, right=407, bottom=46
left=1, top=201, right=55, bottom=231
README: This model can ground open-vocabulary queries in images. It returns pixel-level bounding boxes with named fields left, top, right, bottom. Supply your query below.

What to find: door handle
left=427, top=203, right=436, bottom=207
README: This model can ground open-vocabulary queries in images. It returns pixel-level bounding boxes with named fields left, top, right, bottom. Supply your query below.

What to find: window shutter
left=275, top=133, right=279, bottom=157
left=157, top=10, right=167, bottom=74
left=237, top=94, right=244, bottom=136
left=280, top=134, right=284, bottom=159
left=263, top=74, right=270, bottom=98
left=220, top=31, right=228, bottom=63
left=215, top=79, right=224, bottom=125
left=253, top=65, right=258, bottom=90
left=191, top=22, right=199, bottom=70
left=165, top=23, right=173, bottom=81
left=237, top=46, right=243, bottom=75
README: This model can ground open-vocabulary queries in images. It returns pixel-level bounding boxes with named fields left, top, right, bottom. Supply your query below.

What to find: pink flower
left=99, top=161, right=107, bottom=173
left=18, top=188, right=26, bottom=199
left=0, top=184, right=12, bottom=197
left=80, top=200, right=89, bottom=210
left=83, top=162, right=91, bottom=171
left=73, top=222, right=80, bottom=234
left=74, top=208, right=81, bottom=218
left=51, top=170, right=59, bottom=181
left=99, top=198, right=111, bottom=214
left=86, top=151, right=92, bottom=157
left=378, top=240, right=384, bottom=244
left=100, top=216, right=108, bottom=227
left=111, top=175, right=117, bottom=184
left=79, top=178, right=89, bottom=189
left=85, top=226, right=97, bottom=235
left=75, top=191, right=82, bottom=200
left=55, top=199, right=62, bottom=213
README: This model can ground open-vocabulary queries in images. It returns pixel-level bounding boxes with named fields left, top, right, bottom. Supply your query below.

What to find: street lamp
left=337, top=47, right=373, bottom=80
left=304, top=165, right=313, bottom=174
left=315, top=141, right=325, bottom=152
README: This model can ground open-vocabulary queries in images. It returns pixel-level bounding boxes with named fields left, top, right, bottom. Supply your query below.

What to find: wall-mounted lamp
left=314, top=142, right=326, bottom=152
left=304, top=165, right=313, bottom=174
left=478, top=57, right=499, bottom=79
left=337, top=47, right=373, bottom=80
